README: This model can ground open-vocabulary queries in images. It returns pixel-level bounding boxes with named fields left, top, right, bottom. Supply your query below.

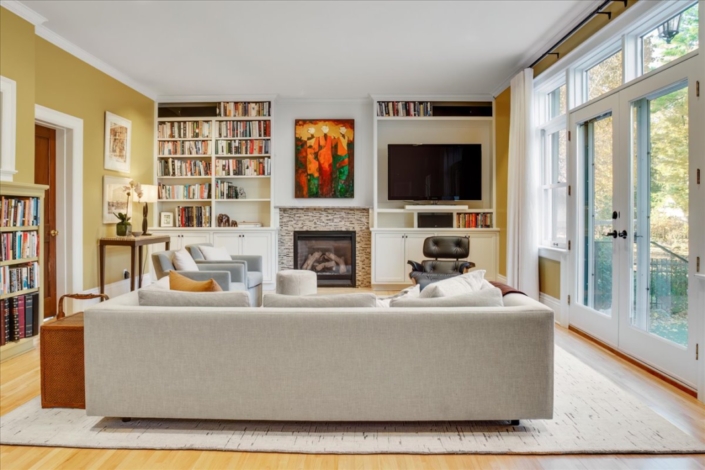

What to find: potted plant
left=115, top=212, right=132, bottom=236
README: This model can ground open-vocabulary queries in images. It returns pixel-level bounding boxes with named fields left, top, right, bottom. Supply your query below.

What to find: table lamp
left=135, top=184, right=158, bottom=236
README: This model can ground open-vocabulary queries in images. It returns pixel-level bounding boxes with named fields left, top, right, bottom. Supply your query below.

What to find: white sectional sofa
left=83, top=289, right=554, bottom=423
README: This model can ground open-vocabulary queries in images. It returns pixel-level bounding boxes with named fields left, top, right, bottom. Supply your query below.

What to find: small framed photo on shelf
left=104, top=111, right=131, bottom=173
left=160, top=212, right=174, bottom=227
left=103, top=175, right=132, bottom=224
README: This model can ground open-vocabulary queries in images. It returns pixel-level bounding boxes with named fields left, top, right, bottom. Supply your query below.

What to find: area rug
left=1, top=347, right=704, bottom=454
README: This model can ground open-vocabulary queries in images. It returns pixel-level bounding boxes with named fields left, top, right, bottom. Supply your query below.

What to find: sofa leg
left=510, top=419, right=520, bottom=426
left=121, top=417, right=131, bottom=423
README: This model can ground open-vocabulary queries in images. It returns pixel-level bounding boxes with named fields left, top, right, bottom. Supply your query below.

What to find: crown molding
left=35, top=25, right=157, bottom=100
left=369, top=94, right=493, bottom=102
left=157, top=94, right=278, bottom=103
left=0, top=0, right=47, bottom=25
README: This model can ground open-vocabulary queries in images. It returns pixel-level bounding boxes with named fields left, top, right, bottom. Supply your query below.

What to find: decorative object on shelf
left=114, top=212, right=132, bottom=237
left=238, top=187, right=246, bottom=199
left=133, top=183, right=158, bottom=236
left=103, top=112, right=131, bottom=173
left=102, top=176, right=132, bottom=224
left=295, top=119, right=354, bottom=199
left=230, top=220, right=238, bottom=227
left=160, top=212, right=173, bottom=227
left=217, top=214, right=230, bottom=227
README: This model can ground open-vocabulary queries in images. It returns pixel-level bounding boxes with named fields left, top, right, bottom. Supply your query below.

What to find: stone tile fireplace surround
left=278, top=207, right=372, bottom=287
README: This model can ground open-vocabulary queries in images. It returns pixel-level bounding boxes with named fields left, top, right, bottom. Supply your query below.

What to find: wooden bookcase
left=0, top=182, right=48, bottom=362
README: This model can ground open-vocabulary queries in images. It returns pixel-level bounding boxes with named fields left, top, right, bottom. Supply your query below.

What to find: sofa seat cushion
left=139, top=290, right=250, bottom=307
left=247, top=272, right=263, bottom=288
left=419, top=270, right=493, bottom=298
left=169, top=271, right=223, bottom=292
left=391, top=288, right=504, bottom=308
left=263, top=293, right=377, bottom=308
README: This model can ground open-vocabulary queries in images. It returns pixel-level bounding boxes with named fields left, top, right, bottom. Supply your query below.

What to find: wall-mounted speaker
left=417, top=213, right=454, bottom=228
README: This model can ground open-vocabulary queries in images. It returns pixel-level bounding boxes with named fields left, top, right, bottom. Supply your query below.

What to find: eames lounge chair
left=407, top=236, right=475, bottom=290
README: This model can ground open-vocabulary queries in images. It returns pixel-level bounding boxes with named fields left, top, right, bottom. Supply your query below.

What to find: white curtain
left=506, top=68, right=539, bottom=299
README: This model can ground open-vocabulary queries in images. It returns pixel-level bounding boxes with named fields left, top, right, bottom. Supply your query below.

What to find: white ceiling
left=19, top=0, right=598, bottom=100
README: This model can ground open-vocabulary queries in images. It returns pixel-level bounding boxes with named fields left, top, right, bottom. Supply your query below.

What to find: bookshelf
left=0, top=182, right=47, bottom=362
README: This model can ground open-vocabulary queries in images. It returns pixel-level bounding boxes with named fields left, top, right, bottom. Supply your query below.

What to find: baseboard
left=539, top=293, right=561, bottom=317
left=0, top=336, right=39, bottom=363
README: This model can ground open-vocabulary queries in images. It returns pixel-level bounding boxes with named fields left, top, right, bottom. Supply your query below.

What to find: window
left=642, top=3, right=699, bottom=73
left=586, top=50, right=623, bottom=101
left=547, top=84, right=566, bottom=120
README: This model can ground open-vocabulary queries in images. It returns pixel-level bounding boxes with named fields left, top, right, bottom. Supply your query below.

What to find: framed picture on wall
left=102, top=175, right=132, bottom=224
left=104, top=111, right=131, bottom=173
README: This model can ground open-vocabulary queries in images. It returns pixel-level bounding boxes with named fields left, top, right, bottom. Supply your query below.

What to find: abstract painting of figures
left=295, top=119, right=354, bottom=198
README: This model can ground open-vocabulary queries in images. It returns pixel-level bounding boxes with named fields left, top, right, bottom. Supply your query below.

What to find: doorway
left=34, top=125, right=57, bottom=318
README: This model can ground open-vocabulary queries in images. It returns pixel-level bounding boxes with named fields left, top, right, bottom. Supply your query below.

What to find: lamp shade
left=137, top=184, right=159, bottom=203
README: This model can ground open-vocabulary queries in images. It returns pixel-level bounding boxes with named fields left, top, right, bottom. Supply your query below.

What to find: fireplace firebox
left=293, top=231, right=356, bottom=287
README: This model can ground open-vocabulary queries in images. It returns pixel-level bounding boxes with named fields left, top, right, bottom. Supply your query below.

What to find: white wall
left=272, top=99, right=373, bottom=207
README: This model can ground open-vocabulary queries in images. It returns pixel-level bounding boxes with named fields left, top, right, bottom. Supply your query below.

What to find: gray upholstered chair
left=407, top=236, right=475, bottom=289
left=186, top=243, right=263, bottom=307
left=151, top=250, right=257, bottom=305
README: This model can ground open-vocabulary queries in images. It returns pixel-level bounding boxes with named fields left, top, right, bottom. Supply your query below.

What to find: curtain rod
left=529, top=0, right=626, bottom=68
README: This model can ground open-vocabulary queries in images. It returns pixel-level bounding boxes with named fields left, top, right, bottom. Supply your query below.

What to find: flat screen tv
left=387, top=144, right=481, bottom=201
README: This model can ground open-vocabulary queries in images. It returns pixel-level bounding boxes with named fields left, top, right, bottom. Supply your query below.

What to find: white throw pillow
left=419, top=270, right=492, bottom=298
left=172, top=248, right=199, bottom=271
left=199, top=245, right=232, bottom=261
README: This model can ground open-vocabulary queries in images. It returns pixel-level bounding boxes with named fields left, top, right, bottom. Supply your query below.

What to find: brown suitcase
left=40, top=293, right=108, bottom=409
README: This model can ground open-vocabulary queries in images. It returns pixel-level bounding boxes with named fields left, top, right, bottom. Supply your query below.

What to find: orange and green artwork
left=295, top=119, right=354, bottom=198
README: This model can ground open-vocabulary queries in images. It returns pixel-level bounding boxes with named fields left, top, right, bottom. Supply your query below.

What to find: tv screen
left=387, top=144, right=482, bottom=201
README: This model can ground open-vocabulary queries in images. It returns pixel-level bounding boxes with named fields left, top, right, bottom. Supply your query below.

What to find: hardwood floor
left=1, top=318, right=704, bottom=469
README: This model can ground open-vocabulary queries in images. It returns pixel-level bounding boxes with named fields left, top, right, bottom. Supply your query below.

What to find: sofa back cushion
left=169, top=271, right=223, bottom=292
left=391, top=287, right=504, bottom=308
left=263, top=293, right=377, bottom=308
left=138, top=289, right=250, bottom=307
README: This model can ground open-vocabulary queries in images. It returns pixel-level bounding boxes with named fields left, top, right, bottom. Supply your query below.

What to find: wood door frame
left=35, top=105, right=83, bottom=315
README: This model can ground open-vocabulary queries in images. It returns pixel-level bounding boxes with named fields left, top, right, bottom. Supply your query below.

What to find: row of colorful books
left=158, top=121, right=212, bottom=139
left=175, top=206, right=211, bottom=228
left=216, top=140, right=270, bottom=156
left=377, top=101, right=433, bottom=117
left=158, top=141, right=211, bottom=156
left=0, top=262, right=40, bottom=295
left=0, top=293, right=39, bottom=345
left=158, top=184, right=211, bottom=201
left=218, top=102, right=271, bottom=117
left=1, top=231, right=39, bottom=261
left=457, top=213, right=493, bottom=229
left=214, top=182, right=243, bottom=200
left=1, top=197, right=40, bottom=227
left=217, top=120, right=271, bottom=138
left=215, top=158, right=270, bottom=177
left=157, top=159, right=212, bottom=177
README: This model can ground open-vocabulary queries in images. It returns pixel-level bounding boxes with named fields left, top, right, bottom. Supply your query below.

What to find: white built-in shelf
left=371, top=227, right=499, bottom=232
left=215, top=154, right=270, bottom=158
left=215, top=137, right=271, bottom=141
left=157, top=138, right=212, bottom=141
left=377, top=209, right=407, bottom=213
left=0, top=287, right=39, bottom=300
left=215, top=175, right=271, bottom=179
left=215, top=117, right=271, bottom=121
left=376, top=116, right=493, bottom=122
left=158, top=176, right=212, bottom=179
left=0, top=226, right=39, bottom=233
left=405, top=205, right=469, bottom=211
left=158, top=199, right=211, bottom=202
left=158, top=117, right=271, bottom=122
left=214, top=199, right=271, bottom=202
left=158, top=155, right=212, bottom=158
left=0, top=257, right=39, bottom=267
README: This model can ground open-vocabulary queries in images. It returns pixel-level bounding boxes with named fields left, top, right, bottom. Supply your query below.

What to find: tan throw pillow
left=169, top=271, right=223, bottom=292
left=172, top=248, right=199, bottom=271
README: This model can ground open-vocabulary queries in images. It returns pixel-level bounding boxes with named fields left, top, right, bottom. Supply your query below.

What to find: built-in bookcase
left=0, top=182, right=47, bottom=362
left=155, top=101, right=273, bottom=228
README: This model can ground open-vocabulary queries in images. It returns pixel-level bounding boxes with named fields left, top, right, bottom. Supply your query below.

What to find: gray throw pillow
left=263, top=293, right=377, bottom=308
left=390, top=287, right=504, bottom=308
left=138, top=289, right=250, bottom=307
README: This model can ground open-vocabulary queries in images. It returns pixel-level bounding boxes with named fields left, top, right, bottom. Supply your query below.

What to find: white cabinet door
left=181, top=233, right=212, bottom=250
left=373, top=232, right=406, bottom=283
left=213, top=233, right=243, bottom=255
left=467, top=233, right=498, bottom=281
left=155, top=231, right=183, bottom=249
left=403, top=233, right=428, bottom=284
left=241, top=232, right=274, bottom=282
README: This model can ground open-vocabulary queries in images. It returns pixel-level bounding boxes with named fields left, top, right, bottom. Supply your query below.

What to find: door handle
left=618, top=230, right=628, bottom=239
left=604, top=230, right=618, bottom=238
left=50, top=229, right=59, bottom=237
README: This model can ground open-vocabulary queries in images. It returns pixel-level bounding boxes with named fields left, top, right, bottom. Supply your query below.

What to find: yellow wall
left=0, top=7, right=155, bottom=290
left=539, top=257, right=561, bottom=298
left=0, top=8, right=36, bottom=181
left=494, top=88, right=510, bottom=278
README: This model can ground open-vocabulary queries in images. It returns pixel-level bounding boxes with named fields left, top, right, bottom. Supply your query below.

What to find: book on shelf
left=1, top=262, right=40, bottom=295
left=216, top=139, right=270, bottom=156
left=0, top=292, right=39, bottom=344
left=1, top=231, right=39, bottom=261
left=217, top=102, right=270, bottom=117
left=175, top=206, right=212, bottom=228
left=377, top=101, right=432, bottom=117
left=456, top=213, right=492, bottom=229
left=158, top=141, right=211, bottom=156
left=158, top=183, right=211, bottom=200
left=0, top=197, right=40, bottom=227
left=0, top=299, right=8, bottom=346
left=215, top=158, right=270, bottom=176
left=158, top=159, right=212, bottom=177
left=215, top=181, right=243, bottom=200
left=217, top=120, right=270, bottom=138
left=158, top=121, right=211, bottom=139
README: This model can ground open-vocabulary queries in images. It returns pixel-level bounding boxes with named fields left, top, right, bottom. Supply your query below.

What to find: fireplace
left=293, top=231, right=356, bottom=287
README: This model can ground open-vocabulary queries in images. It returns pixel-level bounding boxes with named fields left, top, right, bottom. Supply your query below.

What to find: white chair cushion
left=172, top=248, right=199, bottom=271
left=419, top=270, right=493, bottom=298
left=199, top=245, right=232, bottom=261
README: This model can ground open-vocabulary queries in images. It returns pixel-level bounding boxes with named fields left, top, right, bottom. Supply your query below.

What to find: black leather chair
left=408, top=236, right=475, bottom=288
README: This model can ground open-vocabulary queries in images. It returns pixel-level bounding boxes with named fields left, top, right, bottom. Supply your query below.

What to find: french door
left=568, top=56, right=701, bottom=387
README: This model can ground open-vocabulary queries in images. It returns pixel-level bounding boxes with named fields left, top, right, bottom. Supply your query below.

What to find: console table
left=99, top=235, right=171, bottom=294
